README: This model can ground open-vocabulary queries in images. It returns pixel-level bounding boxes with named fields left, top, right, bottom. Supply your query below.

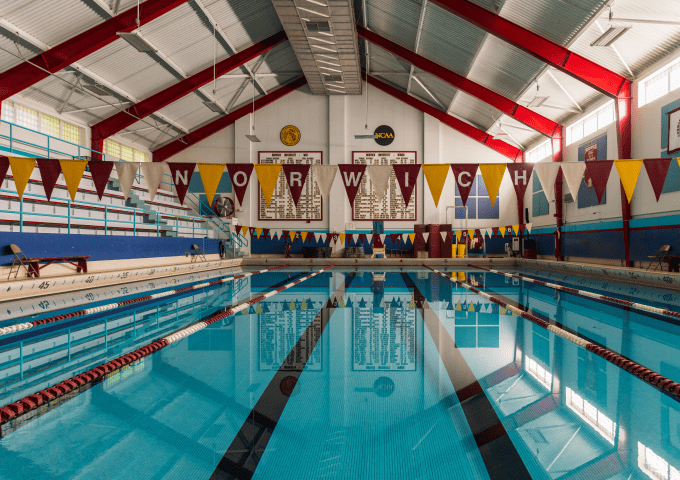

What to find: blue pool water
left=0, top=265, right=679, bottom=480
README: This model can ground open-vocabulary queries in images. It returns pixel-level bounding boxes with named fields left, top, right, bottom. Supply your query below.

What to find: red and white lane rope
left=0, top=264, right=290, bottom=338
left=469, top=264, right=680, bottom=320
left=0, top=265, right=334, bottom=431
left=424, top=265, right=680, bottom=399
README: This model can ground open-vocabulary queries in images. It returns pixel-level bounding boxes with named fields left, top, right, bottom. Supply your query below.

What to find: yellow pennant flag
left=500, top=227, right=505, bottom=238
left=615, top=159, right=643, bottom=203
left=289, top=231, right=296, bottom=241
left=289, top=300, right=296, bottom=311
left=242, top=308, right=249, bottom=315
left=468, top=229, right=475, bottom=239
left=422, top=164, right=450, bottom=207
left=59, top=159, right=88, bottom=201
left=479, top=163, right=507, bottom=206
left=455, top=300, right=462, bottom=311
left=339, top=233, right=346, bottom=244
left=408, top=298, right=416, bottom=309
left=9, top=157, right=35, bottom=199
left=512, top=224, right=519, bottom=235
left=301, top=299, right=308, bottom=310
left=300, top=231, right=308, bottom=243
left=339, top=298, right=346, bottom=308
left=241, top=226, right=248, bottom=236
left=408, top=233, right=416, bottom=245
left=255, top=303, right=262, bottom=313
left=458, top=272, right=466, bottom=281
left=255, top=228, right=263, bottom=238
left=468, top=302, right=475, bottom=312
left=500, top=307, right=506, bottom=315
left=455, top=231, right=462, bottom=242
left=197, top=163, right=225, bottom=206
left=254, top=164, right=283, bottom=207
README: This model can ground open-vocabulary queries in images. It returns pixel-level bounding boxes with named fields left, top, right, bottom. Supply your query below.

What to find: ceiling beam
left=91, top=31, right=287, bottom=146
left=428, top=0, right=630, bottom=98
left=0, top=0, right=190, bottom=102
left=152, top=76, right=307, bottom=162
left=358, top=26, right=561, bottom=139
left=365, top=73, right=522, bottom=162
left=406, top=0, right=428, bottom=95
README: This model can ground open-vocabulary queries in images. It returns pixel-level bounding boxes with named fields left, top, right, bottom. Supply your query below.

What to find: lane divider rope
left=424, top=264, right=680, bottom=400
left=0, top=264, right=291, bottom=338
left=469, top=264, right=680, bottom=320
left=0, top=264, right=334, bottom=433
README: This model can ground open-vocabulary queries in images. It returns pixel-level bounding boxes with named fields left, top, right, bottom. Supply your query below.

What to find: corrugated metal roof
left=367, top=43, right=411, bottom=75
left=0, top=32, right=29, bottom=73
left=365, top=0, right=422, bottom=51
left=448, top=90, right=501, bottom=131
left=247, top=42, right=300, bottom=75
left=413, top=70, right=457, bottom=107
left=418, top=2, right=487, bottom=77
left=496, top=114, right=542, bottom=147
left=155, top=93, right=214, bottom=130
left=119, top=119, right=175, bottom=149
left=203, top=0, right=282, bottom=52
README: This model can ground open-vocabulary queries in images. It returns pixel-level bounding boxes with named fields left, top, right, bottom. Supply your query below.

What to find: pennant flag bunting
left=492, top=227, right=499, bottom=237
left=506, top=163, right=534, bottom=203
left=366, top=165, right=392, bottom=200
left=499, top=227, right=505, bottom=238
left=450, top=164, right=479, bottom=206
left=512, top=224, right=519, bottom=235
left=614, top=159, right=643, bottom=203
left=379, top=233, right=387, bottom=243
left=392, top=164, right=421, bottom=207
left=440, top=231, right=447, bottom=242
left=141, top=162, right=164, bottom=202
left=289, top=231, right=296, bottom=241
left=561, top=162, right=587, bottom=199
left=256, top=228, right=263, bottom=239
left=468, top=229, right=475, bottom=239
left=347, top=234, right=354, bottom=244
left=254, top=164, right=283, bottom=207
left=422, top=232, right=429, bottom=243
left=197, top=163, right=225, bottom=206
left=167, top=163, right=195, bottom=205
left=114, top=162, right=137, bottom=200
left=584, top=160, right=613, bottom=204
left=455, top=230, right=462, bottom=242
left=402, top=234, right=408, bottom=243
left=282, top=164, right=311, bottom=207
left=408, top=233, right=416, bottom=245
left=339, top=233, right=346, bottom=244
left=300, top=231, right=308, bottom=243
left=311, top=165, right=338, bottom=201
left=226, top=164, right=254, bottom=205
left=338, top=165, right=366, bottom=205
left=9, top=157, right=35, bottom=199
left=358, top=233, right=367, bottom=244
left=37, top=159, right=61, bottom=201
left=422, top=164, right=450, bottom=207
left=59, top=160, right=88, bottom=201
left=534, top=162, right=561, bottom=200
left=526, top=223, right=532, bottom=234
left=0, top=157, right=8, bottom=190
left=390, top=234, right=398, bottom=243
left=643, top=158, right=672, bottom=202
left=478, top=163, right=506, bottom=207
left=88, top=160, right=114, bottom=201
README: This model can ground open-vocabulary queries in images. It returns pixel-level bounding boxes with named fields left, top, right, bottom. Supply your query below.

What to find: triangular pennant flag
left=9, top=157, right=35, bottom=199
left=289, top=230, right=297, bottom=241
left=256, top=228, right=263, bottom=239
left=311, top=165, right=338, bottom=201
left=316, top=232, right=323, bottom=242
left=339, top=233, right=346, bottom=244
left=140, top=162, right=164, bottom=202
left=422, top=164, right=450, bottom=207
left=422, top=232, right=429, bottom=243
left=357, top=233, right=366, bottom=244
left=561, top=162, right=587, bottom=199
left=379, top=233, right=387, bottom=243
left=366, top=165, right=392, bottom=200
left=37, top=159, right=61, bottom=201
left=347, top=234, right=354, bottom=245
left=408, top=233, right=416, bottom=245
left=526, top=223, right=532, bottom=234
left=512, top=224, right=520, bottom=235
left=614, top=159, right=643, bottom=203
left=534, top=162, right=561, bottom=200
left=475, top=229, right=482, bottom=237
left=455, top=231, right=462, bottom=242
left=584, top=160, right=613, bottom=204
left=88, top=160, right=114, bottom=200
left=450, top=164, right=479, bottom=206
left=468, top=229, right=475, bottom=239
left=402, top=234, right=407, bottom=243
left=338, top=165, right=366, bottom=205
left=499, top=227, right=505, bottom=238
left=455, top=300, right=462, bottom=311
left=254, top=164, right=283, bottom=208
left=492, top=227, right=499, bottom=237
left=59, top=159, right=88, bottom=201
left=114, top=161, right=137, bottom=200
left=392, top=164, right=421, bottom=207
left=301, top=231, right=308, bottom=243
left=484, top=228, right=491, bottom=237
left=282, top=164, right=311, bottom=207
left=197, top=163, right=225, bottom=206
left=0, top=157, right=9, bottom=188
left=226, top=164, right=254, bottom=205
left=478, top=163, right=507, bottom=207
left=506, top=163, right=534, bottom=203
left=643, top=158, right=672, bottom=202
left=440, top=231, right=447, bottom=242
left=167, top=163, right=195, bottom=205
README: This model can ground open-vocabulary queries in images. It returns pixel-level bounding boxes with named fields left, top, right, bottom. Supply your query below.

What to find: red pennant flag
left=282, top=230, right=289, bottom=241
left=167, top=163, right=195, bottom=205
left=643, top=158, right=672, bottom=202
left=475, top=229, right=482, bottom=237
left=226, top=164, right=254, bottom=205
left=492, top=227, right=499, bottom=236
left=250, top=227, right=257, bottom=236
left=0, top=157, right=8, bottom=187
left=450, top=164, right=478, bottom=206
left=263, top=229, right=270, bottom=238
left=506, top=164, right=534, bottom=203
left=393, top=164, right=421, bottom=207
left=389, top=234, right=398, bottom=243
left=282, top=164, right=311, bottom=207
left=88, top=160, right=114, bottom=200
left=338, top=165, right=366, bottom=205
left=584, top=160, right=613, bottom=204
left=36, top=159, right=61, bottom=201
left=520, top=224, right=526, bottom=234
left=358, top=233, right=367, bottom=244
left=331, top=233, right=339, bottom=244
left=347, top=234, right=354, bottom=245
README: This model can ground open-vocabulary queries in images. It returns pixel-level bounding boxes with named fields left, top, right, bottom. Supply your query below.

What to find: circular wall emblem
left=280, top=125, right=301, bottom=146
left=374, top=125, right=395, bottom=146
left=374, top=376, right=395, bottom=397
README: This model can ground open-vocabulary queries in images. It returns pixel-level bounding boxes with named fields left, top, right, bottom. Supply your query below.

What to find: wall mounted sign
left=280, top=125, right=301, bottom=146
left=374, top=125, right=394, bottom=146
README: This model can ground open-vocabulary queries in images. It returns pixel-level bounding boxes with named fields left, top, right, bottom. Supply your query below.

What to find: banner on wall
left=338, top=165, right=366, bottom=205
left=141, top=163, right=164, bottom=202
left=422, top=164, right=449, bottom=207
left=167, top=163, right=195, bottom=205
left=37, top=159, right=61, bottom=201
left=282, top=164, right=311, bottom=207
left=60, top=159, right=88, bottom=201
left=89, top=160, right=115, bottom=200
left=478, top=163, right=506, bottom=207
left=450, top=164, right=478, bottom=206
left=226, top=164, right=254, bottom=206
left=392, top=164, right=420, bottom=207
left=254, top=164, right=283, bottom=208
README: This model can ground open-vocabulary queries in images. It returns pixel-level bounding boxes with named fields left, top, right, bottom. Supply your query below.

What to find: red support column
left=617, top=81, right=633, bottom=267
left=552, top=127, right=564, bottom=261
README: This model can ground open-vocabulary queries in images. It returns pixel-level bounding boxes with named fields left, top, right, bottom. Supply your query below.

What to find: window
left=454, top=174, right=500, bottom=220
left=14, top=104, right=39, bottom=131
left=62, top=121, right=82, bottom=145
left=526, top=140, right=551, bottom=164
left=133, top=149, right=149, bottom=162
left=525, top=357, right=552, bottom=389
left=105, top=139, right=121, bottom=158
left=638, top=442, right=680, bottom=480
left=566, top=387, right=615, bottom=443
left=1, top=101, right=14, bottom=123
left=566, top=102, right=615, bottom=145
left=532, top=171, right=550, bottom=217
left=40, top=113, right=60, bottom=138
left=639, top=56, right=680, bottom=107
left=121, top=144, right=134, bottom=162
left=454, top=309, right=499, bottom=348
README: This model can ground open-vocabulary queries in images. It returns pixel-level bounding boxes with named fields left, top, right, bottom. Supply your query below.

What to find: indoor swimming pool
left=0, top=265, right=679, bottom=480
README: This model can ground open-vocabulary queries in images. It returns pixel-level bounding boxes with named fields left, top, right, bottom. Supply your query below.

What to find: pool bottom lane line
left=399, top=273, right=532, bottom=480
left=425, top=265, right=680, bottom=402
left=210, top=273, right=353, bottom=480
left=0, top=266, right=334, bottom=437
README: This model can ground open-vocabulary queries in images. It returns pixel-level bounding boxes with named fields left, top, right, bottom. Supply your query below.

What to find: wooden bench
left=8, top=244, right=90, bottom=279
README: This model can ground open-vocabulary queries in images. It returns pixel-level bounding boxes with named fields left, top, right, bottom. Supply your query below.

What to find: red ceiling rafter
left=365, top=73, right=523, bottom=162
left=357, top=26, right=560, bottom=139
left=152, top=76, right=307, bottom=162
left=92, top=30, right=288, bottom=148
left=0, top=0, right=190, bottom=102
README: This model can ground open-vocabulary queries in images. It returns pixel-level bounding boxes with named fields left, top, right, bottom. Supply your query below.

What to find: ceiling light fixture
left=528, top=84, right=549, bottom=107
left=590, top=25, right=631, bottom=46
left=297, top=6, right=329, bottom=17
left=311, top=45, right=336, bottom=52
left=117, top=0, right=156, bottom=53
left=245, top=77, right=260, bottom=142
left=319, top=66, right=342, bottom=72
left=309, top=37, right=335, bottom=45
left=316, top=54, right=338, bottom=60
left=304, top=0, right=328, bottom=6
left=327, top=88, right=346, bottom=93
left=317, top=60, right=341, bottom=66
left=203, top=22, right=224, bottom=114
left=81, top=83, right=110, bottom=96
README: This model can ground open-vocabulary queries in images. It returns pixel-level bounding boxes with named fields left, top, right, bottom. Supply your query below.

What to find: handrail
left=185, top=192, right=247, bottom=249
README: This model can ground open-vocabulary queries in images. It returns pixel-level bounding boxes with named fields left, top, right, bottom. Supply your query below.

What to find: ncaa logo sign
left=374, top=125, right=395, bottom=146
